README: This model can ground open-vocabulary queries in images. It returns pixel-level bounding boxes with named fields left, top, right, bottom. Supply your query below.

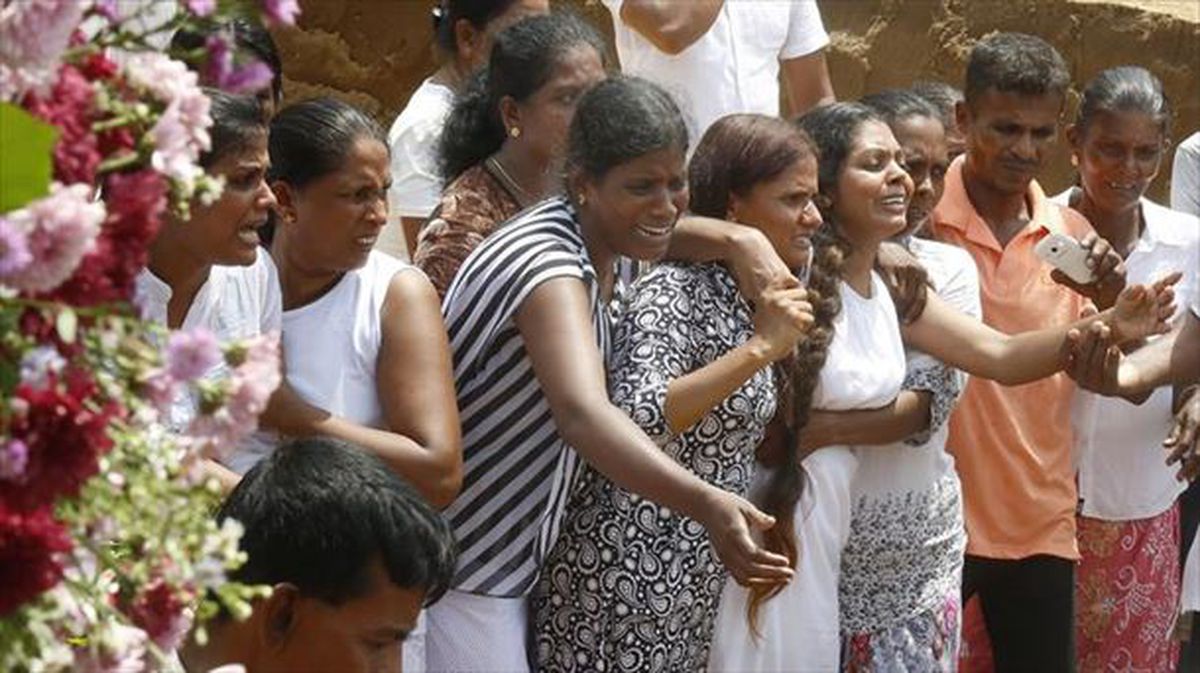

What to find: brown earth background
left=274, top=0, right=1199, bottom=203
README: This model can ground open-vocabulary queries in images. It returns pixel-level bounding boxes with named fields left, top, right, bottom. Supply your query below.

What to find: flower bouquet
left=0, top=1, right=298, bottom=669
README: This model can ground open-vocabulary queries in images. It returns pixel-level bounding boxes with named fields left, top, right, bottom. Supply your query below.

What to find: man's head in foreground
left=181, top=437, right=456, bottom=673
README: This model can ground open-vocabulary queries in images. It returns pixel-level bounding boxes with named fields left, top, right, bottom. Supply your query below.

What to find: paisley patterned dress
left=532, top=262, right=777, bottom=672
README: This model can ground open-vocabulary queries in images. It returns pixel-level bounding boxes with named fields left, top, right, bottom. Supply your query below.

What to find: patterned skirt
left=1076, top=504, right=1181, bottom=672
left=841, top=592, right=961, bottom=672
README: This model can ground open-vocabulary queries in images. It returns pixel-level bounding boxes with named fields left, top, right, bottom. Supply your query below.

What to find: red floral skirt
left=1076, top=504, right=1181, bottom=672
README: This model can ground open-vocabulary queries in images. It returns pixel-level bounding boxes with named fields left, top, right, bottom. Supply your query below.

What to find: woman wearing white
left=384, top=0, right=547, bottom=257
left=1053, top=66, right=1198, bottom=669
left=263, top=97, right=463, bottom=673
left=136, top=90, right=280, bottom=487
left=709, top=102, right=1179, bottom=671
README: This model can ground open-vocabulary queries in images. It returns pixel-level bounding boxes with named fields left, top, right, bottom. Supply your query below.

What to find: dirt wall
left=276, top=0, right=1199, bottom=201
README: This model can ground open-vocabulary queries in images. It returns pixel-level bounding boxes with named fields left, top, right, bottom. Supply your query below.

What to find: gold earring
left=508, top=127, right=521, bottom=139
left=578, top=193, right=587, bottom=205
left=1070, top=154, right=1078, bottom=167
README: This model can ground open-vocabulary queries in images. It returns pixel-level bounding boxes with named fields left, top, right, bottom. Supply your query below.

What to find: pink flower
left=92, top=0, right=120, bottom=22
left=0, top=0, right=87, bottom=101
left=184, top=0, right=216, bottom=17
left=0, top=217, right=32, bottom=275
left=149, top=93, right=212, bottom=184
left=0, top=183, right=105, bottom=294
left=123, top=53, right=212, bottom=185
left=165, top=329, right=221, bottom=382
left=0, top=440, right=28, bottom=481
left=184, top=332, right=280, bottom=456
left=261, top=0, right=300, bottom=26
left=202, top=33, right=274, bottom=95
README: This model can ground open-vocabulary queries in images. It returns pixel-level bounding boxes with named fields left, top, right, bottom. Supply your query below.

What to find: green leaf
left=56, top=308, right=78, bottom=344
left=0, top=102, right=59, bottom=214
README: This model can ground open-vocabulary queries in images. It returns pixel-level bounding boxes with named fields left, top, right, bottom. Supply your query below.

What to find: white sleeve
left=1171, top=135, right=1200, bottom=218
left=940, top=247, right=983, bottom=320
left=781, top=0, right=830, bottom=60
left=387, top=117, right=446, bottom=219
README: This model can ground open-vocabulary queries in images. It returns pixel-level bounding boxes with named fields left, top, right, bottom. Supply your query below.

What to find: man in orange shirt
left=929, top=33, right=1123, bottom=672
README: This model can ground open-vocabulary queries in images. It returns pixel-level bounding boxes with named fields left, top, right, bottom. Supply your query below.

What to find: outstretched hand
left=1061, top=320, right=1123, bottom=396
left=1108, top=272, right=1180, bottom=344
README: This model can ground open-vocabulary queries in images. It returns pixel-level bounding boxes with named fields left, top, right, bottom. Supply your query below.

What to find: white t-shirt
left=1053, top=191, right=1200, bottom=520
left=1171, top=132, right=1200, bottom=218
left=601, top=0, right=829, bottom=142
left=134, top=248, right=282, bottom=434
left=383, top=77, right=455, bottom=257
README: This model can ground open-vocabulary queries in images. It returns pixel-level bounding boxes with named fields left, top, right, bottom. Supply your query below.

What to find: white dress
left=708, top=272, right=906, bottom=671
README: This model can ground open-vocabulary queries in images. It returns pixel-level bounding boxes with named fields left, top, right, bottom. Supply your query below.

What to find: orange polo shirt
left=930, top=158, right=1091, bottom=561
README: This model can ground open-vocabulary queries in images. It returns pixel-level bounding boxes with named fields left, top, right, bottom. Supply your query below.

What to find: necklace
left=486, top=155, right=534, bottom=206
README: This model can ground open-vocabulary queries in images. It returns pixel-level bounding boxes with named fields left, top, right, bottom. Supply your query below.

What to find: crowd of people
left=145, top=2, right=1200, bottom=672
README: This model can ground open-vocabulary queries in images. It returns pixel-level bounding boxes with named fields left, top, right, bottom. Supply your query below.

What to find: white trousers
left=424, top=589, right=530, bottom=672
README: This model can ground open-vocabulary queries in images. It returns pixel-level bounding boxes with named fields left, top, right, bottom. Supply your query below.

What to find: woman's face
left=831, top=120, right=913, bottom=247
left=890, top=114, right=948, bottom=237
left=275, top=135, right=390, bottom=274
left=185, top=131, right=275, bottom=266
left=577, top=145, right=689, bottom=263
left=509, top=45, right=606, bottom=170
left=1070, top=108, right=1165, bottom=215
left=728, top=154, right=822, bottom=271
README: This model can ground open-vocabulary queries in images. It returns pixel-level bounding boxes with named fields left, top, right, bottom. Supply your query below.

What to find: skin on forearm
left=517, top=277, right=721, bottom=522
left=904, top=290, right=1135, bottom=386
left=1122, top=313, right=1200, bottom=393
left=619, top=0, right=724, bottom=55
left=666, top=215, right=741, bottom=263
left=801, top=391, right=931, bottom=451
left=781, top=50, right=836, bottom=118
left=664, top=336, right=775, bottom=435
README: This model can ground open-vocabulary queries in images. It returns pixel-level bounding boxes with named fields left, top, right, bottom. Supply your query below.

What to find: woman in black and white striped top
left=424, top=76, right=794, bottom=673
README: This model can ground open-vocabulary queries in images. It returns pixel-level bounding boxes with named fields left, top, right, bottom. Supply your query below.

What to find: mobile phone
left=1034, top=233, right=1096, bottom=284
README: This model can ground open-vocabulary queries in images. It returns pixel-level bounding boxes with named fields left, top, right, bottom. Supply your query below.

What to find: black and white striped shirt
left=441, top=197, right=615, bottom=597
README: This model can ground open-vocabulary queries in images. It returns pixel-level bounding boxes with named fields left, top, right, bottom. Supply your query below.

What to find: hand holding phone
left=1035, top=233, right=1097, bottom=285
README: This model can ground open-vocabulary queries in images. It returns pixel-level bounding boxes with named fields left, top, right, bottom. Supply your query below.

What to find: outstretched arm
left=903, top=277, right=1177, bottom=386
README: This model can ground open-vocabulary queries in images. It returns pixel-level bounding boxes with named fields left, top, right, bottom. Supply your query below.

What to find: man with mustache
left=928, top=33, right=1122, bottom=672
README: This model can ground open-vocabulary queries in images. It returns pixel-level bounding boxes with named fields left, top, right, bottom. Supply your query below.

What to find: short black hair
left=219, top=437, right=457, bottom=606
left=170, top=17, right=284, bottom=104
left=964, top=32, right=1070, bottom=107
left=201, top=88, right=267, bottom=170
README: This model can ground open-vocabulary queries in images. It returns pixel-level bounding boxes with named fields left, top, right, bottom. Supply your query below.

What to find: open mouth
left=355, top=234, right=378, bottom=248
left=634, top=222, right=673, bottom=240
left=880, top=194, right=908, bottom=213
left=237, top=227, right=261, bottom=245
